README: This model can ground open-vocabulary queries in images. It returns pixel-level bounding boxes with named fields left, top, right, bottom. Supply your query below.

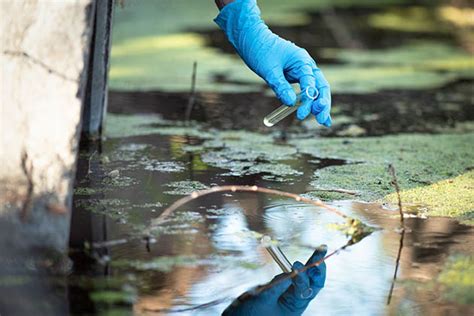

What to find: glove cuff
left=214, top=0, right=264, bottom=53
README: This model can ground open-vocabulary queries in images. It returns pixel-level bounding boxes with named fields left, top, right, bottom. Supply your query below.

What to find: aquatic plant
left=329, top=218, right=376, bottom=245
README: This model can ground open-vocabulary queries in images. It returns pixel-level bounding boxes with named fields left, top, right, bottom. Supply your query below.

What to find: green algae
left=105, top=113, right=214, bottom=139
left=322, top=42, right=474, bottom=93
left=291, top=133, right=474, bottom=209
left=74, top=187, right=100, bottom=196
left=142, top=160, right=185, bottom=173
left=438, top=255, right=474, bottom=305
left=385, top=171, right=474, bottom=223
left=103, top=174, right=138, bottom=187
left=104, top=113, right=168, bottom=138
left=184, top=130, right=300, bottom=179
left=368, top=7, right=445, bottom=33
left=74, top=198, right=131, bottom=223
left=164, top=181, right=209, bottom=195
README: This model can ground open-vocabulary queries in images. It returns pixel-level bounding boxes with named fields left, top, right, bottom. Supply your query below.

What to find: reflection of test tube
left=261, top=235, right=292, bottom=273
left=263, top=87, right=318, bottom=127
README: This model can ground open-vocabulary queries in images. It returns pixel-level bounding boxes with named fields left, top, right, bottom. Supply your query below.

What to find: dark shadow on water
left=109, top=79, right=474, bottom=136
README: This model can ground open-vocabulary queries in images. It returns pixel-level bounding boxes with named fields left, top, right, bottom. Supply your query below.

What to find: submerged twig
left=185, top=61, right=197, bottom=123
left=387, top=164, right=406, bottom=305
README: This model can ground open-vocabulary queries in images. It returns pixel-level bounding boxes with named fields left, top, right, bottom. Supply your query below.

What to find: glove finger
left=291, top=261, right=312, bottom=296
left=278, top=261, right=314, bottom=312
left=305, top=244, right=328, bottom=266
left=296, top=67, right=318, bottom=120
left=266, top=69, right=297, bottom=106
left=313, top=67, right=330, bottom=90
left=259, top=272, right=292, bottom=301
left=297, top=97, right=313, bottom=121
left=306, top=245, right=328, bottom=289
left=312, top=86, right=331, bottom=126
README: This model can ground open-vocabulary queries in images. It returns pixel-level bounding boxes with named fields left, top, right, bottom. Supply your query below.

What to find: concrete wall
left=0, top=0, right=94, bottom=255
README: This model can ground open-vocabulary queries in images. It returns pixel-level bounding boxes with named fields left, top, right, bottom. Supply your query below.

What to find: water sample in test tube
left=263, top=87, right=318, bottom=127
left=261, top=235, right=292, bottom=273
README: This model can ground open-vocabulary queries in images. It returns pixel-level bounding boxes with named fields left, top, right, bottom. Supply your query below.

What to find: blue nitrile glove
left=222, top=245, right=327, bottom=316
left=215, top=0, right=331, bottom=126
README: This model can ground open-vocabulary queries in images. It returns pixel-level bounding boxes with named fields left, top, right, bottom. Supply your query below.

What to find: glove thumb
left=265, top=69, right=297, bottom=106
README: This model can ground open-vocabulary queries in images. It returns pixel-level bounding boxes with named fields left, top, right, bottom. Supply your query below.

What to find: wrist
left=214, top=0, right=264, bottom=48
left=215, top=0, right=235, bottom=10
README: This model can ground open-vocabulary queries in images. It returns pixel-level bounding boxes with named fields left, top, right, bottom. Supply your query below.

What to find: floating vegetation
left=164, top=211, right=204, bottom=224
left=133, top=202, right=163, bottom=209
left=329, top=218, right=376, bottom=245
left=187, top=131, right=300, bottom=180
left=104, top=113, right=169, bottom=138
left=291, top=133, right=474, bottom=209
left=103, top=174, right=138, bottom=187
left=142, top=159, right=186, bottom=173
left=118, top=143, right=150, bottom=152
left=74, top=198, right=131, bottom=224
left=164, top=181, right=210, bottom=195
left=74, top=187, right=99, bottom=196
left=323, top=41, right=474, bottom=93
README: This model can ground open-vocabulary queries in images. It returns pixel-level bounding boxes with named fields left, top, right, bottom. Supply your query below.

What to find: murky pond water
left=69, top=121, right=473, bottom=315
left=65, top=1, right=474, bottom=314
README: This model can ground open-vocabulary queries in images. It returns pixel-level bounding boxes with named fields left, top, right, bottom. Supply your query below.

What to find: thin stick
left=386, top=164, right=406, bottom=305
left=185, top=61, right=197, bottom=122
left=388, top=164, right=404, bottom=225
left=149, top=185, right=348, bottom=231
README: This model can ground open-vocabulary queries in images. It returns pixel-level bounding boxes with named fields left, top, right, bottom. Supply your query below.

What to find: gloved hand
left=215, top=0, right=331, bottom=126
left=222, top=245, right=327, bottom=316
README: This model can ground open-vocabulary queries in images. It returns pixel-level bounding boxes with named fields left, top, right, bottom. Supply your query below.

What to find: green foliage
left=438, top=255, right=474, bottom=304
left=328, top=218, right=376, bottom=244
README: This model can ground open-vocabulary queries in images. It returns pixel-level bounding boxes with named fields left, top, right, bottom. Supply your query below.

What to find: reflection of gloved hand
left=222, top=246, right=327, bottom=316
left=215, top=0, right=331, bottom=126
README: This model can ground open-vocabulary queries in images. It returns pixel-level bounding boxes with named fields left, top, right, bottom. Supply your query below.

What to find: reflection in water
left=222, top=246, right=327, bottom=316
left=67, top=131, right=473, bottom=315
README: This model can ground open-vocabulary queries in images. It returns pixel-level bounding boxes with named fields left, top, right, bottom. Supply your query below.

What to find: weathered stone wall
left=0, top=0, right=94, bottom=253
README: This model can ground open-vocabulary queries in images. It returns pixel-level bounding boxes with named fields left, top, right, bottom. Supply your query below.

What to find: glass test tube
left=263, top=88, right=318, bottom=127
left=261, top=235, right=292, bottom=273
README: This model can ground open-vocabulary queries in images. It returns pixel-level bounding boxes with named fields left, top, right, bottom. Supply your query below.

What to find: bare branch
left=149, top=185, right=348, bottom=230
left=386, top=164, right=406, bottom=305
